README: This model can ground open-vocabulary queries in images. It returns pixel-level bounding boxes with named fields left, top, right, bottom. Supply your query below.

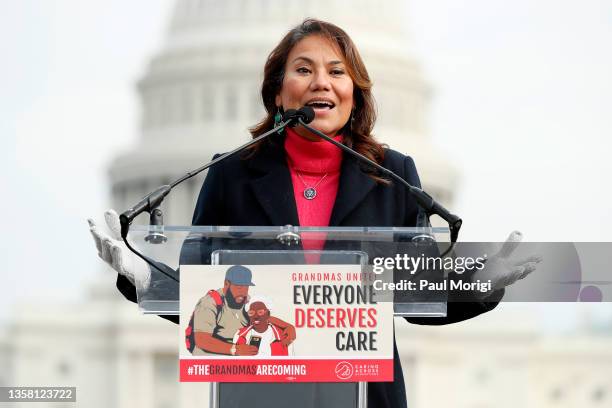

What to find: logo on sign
left=335, top=361, right=354, bottom=380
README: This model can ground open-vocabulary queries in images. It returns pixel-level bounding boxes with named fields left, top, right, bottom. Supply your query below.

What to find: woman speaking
left=90, top=18, right=535, bottom=408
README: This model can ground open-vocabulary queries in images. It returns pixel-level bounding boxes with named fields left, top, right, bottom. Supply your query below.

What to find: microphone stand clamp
left=145, top=207, right=168, bottom=244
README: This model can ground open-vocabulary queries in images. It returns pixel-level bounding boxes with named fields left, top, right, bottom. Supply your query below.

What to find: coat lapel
left=247, top=143, right=300, bottom=226
left=329, top=154, right=377, bottom=226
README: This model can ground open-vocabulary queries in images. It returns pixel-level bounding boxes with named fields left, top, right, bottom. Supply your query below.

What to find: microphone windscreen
left=298, top=106, right=315, bottom=123
left=282, top=109, right=298, bottom=122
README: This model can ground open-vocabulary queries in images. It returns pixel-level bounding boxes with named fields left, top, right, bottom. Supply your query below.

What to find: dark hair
left=249, top=18, right=387, bottom=178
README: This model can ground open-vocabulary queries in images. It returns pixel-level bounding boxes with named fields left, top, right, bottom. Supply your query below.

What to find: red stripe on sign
left=180, top=359, right=393, bottom=382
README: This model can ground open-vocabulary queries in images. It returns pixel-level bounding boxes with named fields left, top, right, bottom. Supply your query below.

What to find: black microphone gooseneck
left=294, top=107, right=462, bottom=250
left=118, top=117, right=296, bottom=282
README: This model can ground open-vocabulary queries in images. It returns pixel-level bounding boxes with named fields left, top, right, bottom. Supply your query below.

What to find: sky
left=1, top=0, right=611, bottom=326
left=0, top=0, right=172, bottom=320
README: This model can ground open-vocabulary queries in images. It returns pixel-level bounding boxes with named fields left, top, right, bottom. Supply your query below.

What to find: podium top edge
left=129, top=225, right=450, bottom=233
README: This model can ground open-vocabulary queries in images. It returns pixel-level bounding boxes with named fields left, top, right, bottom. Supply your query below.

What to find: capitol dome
left=109, top=0, right=458, bottom=225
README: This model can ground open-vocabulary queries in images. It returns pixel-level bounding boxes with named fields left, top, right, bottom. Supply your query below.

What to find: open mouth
left=305, top=100, right=335, bottom=110
left=253, top=319, right=261, bottom=324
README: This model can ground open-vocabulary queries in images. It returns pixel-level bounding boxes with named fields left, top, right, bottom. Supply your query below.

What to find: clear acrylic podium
left=129, top=225, right=450, bottom=408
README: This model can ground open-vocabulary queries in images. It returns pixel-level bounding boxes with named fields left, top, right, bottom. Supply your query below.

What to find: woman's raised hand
left=88, top=209, right=151, bottom=289
left=471, top=231, right=542, bottom=299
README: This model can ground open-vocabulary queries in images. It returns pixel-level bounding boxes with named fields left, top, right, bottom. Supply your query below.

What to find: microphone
left=294, top=109, right=462, bottom=247
left=297, top=106, right=316, bottom=123
left=282, top=106, right=315, bottom=126
left=120, top=185, right=171, bottom=239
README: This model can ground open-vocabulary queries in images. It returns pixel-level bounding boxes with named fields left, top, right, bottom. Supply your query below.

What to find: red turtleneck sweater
left=284, top=127, right=343, bottom=227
